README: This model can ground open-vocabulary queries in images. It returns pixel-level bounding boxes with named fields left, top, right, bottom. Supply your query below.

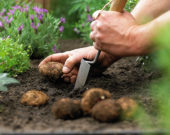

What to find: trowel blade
left=74, top=58, right=91, bottom=90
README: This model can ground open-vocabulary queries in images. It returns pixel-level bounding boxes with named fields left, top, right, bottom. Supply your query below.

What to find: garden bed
left=0, top=39, right=160, bottom=134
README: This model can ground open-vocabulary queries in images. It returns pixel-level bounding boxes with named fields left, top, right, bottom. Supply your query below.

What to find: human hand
left=39, top=46, right=117, bottom=83
left=90, top=10, right=150, bottom=56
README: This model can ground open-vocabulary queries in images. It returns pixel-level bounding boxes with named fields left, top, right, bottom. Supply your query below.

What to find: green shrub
left=150, top=24, right=170, bottom=129
left=70, top=0, right=139, bottom=44
left=0, top=38, right=30, bottom=76
left=0, top=2, right=65, bottom=58
left=0, top=73, right=19, bottom=92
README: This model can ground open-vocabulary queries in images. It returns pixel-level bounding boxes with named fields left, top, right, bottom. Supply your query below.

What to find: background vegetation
left=0, top=1, right=64, bottom=58
left=0, top=38, right=30, bottom=76
left=51, top=0, right=139, bottom=43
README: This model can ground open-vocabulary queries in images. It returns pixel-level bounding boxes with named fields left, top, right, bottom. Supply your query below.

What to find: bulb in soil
left=52, top=98, right=83, bottom=120
left=91, top=99, right=121, bottom=122
left=39, top=62, right=63, bottom=80
left=81, top=88, right=112, bottom=115
left=116, top=97, right=138, bottom=119
left=21, top=90, right=49, bottom=106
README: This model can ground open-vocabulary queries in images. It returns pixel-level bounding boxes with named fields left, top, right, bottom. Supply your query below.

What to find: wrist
left=128, top=24, right=154, bottom=55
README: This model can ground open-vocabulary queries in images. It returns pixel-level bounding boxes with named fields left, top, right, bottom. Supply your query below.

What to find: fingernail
left=62, top=66, right=70, bottom=73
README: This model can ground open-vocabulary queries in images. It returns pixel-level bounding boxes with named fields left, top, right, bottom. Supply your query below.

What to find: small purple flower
left=31, top=22, right=40, bottom=33
left=73, top=28, right=80, bottom=34
left=52, top=44, right=57, bottom=53
left=7, top=12, right=10, bottom=16
left=24, top=4, right=29, bottom=12
left=18, top=24, right=24, bottom=31
left=4, top=16, right=8, bottom=21
left=12, top=5, right=21, bottom=10
left=18, top=24, right=24, bottom=34
left=0, top=21, right=4, bottom=28
left=33, top=6, right=43, bottom=14
left=88, top=14, right=93, bottom=22
left=20, top=8, right=24, bottom=12
left=30, top=15, right=34, bottom=22
left=9, top=9, right=15, bottom=15
left=59, top=26, right=64, bottom=32
left=0, top=9, right=6, bottom=16
left=37, top=14, right=43, bottom=23
left=60, top=17, right=66, bottom=24
left=4, top=17, right=13, bottom=27
left=43, top=9, right=48, bottom=14
left=32, top=6, right=39, bottom=12
left=86, top=6, right=90, bottom=13
left=7, top=17, right=13, bottom=24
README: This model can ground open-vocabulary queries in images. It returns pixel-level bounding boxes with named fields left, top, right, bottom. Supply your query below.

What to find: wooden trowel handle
left=110, top=0, right=127, bottom=12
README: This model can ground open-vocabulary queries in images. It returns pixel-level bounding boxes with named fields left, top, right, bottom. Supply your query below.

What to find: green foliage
left=0, top=73, right=19, bottom=92
left=50, top=0, right=78, bottom=39
left=0, top=0, right=16, bottom=11
left=150, top=24, right=170, bottom=129
left=70, top=0, right=139, bottom=44
left=0, top=2, right=64, bottom=58
left=125, top=0, right=139, bottom=12
left=0, top=38, right=30, bottom=76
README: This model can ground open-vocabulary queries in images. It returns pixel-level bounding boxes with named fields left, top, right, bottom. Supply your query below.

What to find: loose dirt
left=0, top=39, right=160, bottom=133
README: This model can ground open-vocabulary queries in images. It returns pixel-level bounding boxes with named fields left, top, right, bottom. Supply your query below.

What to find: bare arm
left=132, top=0, right=170, bottom=24
left=90, top=10, right=170, bottom=56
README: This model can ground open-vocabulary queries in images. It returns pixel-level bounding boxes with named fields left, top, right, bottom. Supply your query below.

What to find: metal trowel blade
left=74, top=58, right=91, bottom=90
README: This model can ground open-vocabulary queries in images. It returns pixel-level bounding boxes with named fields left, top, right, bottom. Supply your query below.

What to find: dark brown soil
left=0, top=39, right=160, bottom=134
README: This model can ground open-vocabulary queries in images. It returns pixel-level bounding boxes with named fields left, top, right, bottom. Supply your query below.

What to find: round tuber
left=21, top=90, right=49, bottom=106
left=39, top=62, right=63, bottom=80
left=91, top=99, right=121, bottom=122
left=81, top=88, right=112, bottom=115
left=116, top=97, right=138, bottom=119
left=52, top=98, right=83, bottom=120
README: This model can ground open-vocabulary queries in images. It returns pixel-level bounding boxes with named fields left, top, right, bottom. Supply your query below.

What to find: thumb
left=92, top=10, right=101, bottom=20
left=62, top=55, right=82, bottom=74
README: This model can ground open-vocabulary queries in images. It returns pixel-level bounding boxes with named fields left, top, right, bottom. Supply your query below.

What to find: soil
left=0, top=39, right=160, bottom=134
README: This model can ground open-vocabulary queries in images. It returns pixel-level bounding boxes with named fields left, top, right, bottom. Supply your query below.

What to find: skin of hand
left=132, top=0, right=170, bottom=24
left=90, top=10, right=152, bottom=57
left=39, top=46, right=118, bottom=83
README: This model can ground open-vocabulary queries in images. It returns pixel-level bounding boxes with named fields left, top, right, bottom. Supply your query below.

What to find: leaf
left=0, top=73, right=19, bottom=92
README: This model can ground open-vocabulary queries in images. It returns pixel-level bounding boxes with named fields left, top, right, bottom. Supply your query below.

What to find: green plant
left=50, top=0, right=78, bottom=39
left=0, top=0, right=16, bottom=11
left=0, top=38, right=30, bottom=76
left=125, top=0, right=139, bottom=12
left=150, top=24, right=170, bottom=129
left=0, top=73, right=19, bottom=91
left=0, top=2, right=65, bottom=58
left=70, top=0, right=139, bottom=44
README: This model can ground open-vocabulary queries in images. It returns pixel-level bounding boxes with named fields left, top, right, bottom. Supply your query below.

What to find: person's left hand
left=90, top=10, right=145, bottom=57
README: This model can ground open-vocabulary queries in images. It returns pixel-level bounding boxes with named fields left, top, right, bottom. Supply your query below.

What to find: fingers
left=62, top=54, right=81, bottom=74
left=39, top=53, right=68, bottom=67
left=62, top=67, right=78, bottom=83
left=92, top=10, right=101, bottom=19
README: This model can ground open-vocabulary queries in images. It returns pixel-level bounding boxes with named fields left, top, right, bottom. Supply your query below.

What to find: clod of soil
left=20, top=90, right=49, bottom=106
left=39, top=62, right=63, bottom=80
left=81, top=88, right=112, bottom=115
left=116, top=97, right=138, bottom=119
left=52, top=98, right=83, bottom=120
left=91, top=99, right=121, bottom=123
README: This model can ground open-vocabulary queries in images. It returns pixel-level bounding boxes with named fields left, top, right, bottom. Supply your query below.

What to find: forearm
left=132, top=11, right=170, bottom=55
left=132, top=0, right=170, bottom=24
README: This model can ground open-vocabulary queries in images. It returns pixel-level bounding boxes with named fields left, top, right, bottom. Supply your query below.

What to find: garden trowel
left=74, top=0, right=127, bottom=90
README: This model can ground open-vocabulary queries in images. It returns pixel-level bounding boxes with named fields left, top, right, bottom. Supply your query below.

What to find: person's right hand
left=39, top=46, right=118, bottom=83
